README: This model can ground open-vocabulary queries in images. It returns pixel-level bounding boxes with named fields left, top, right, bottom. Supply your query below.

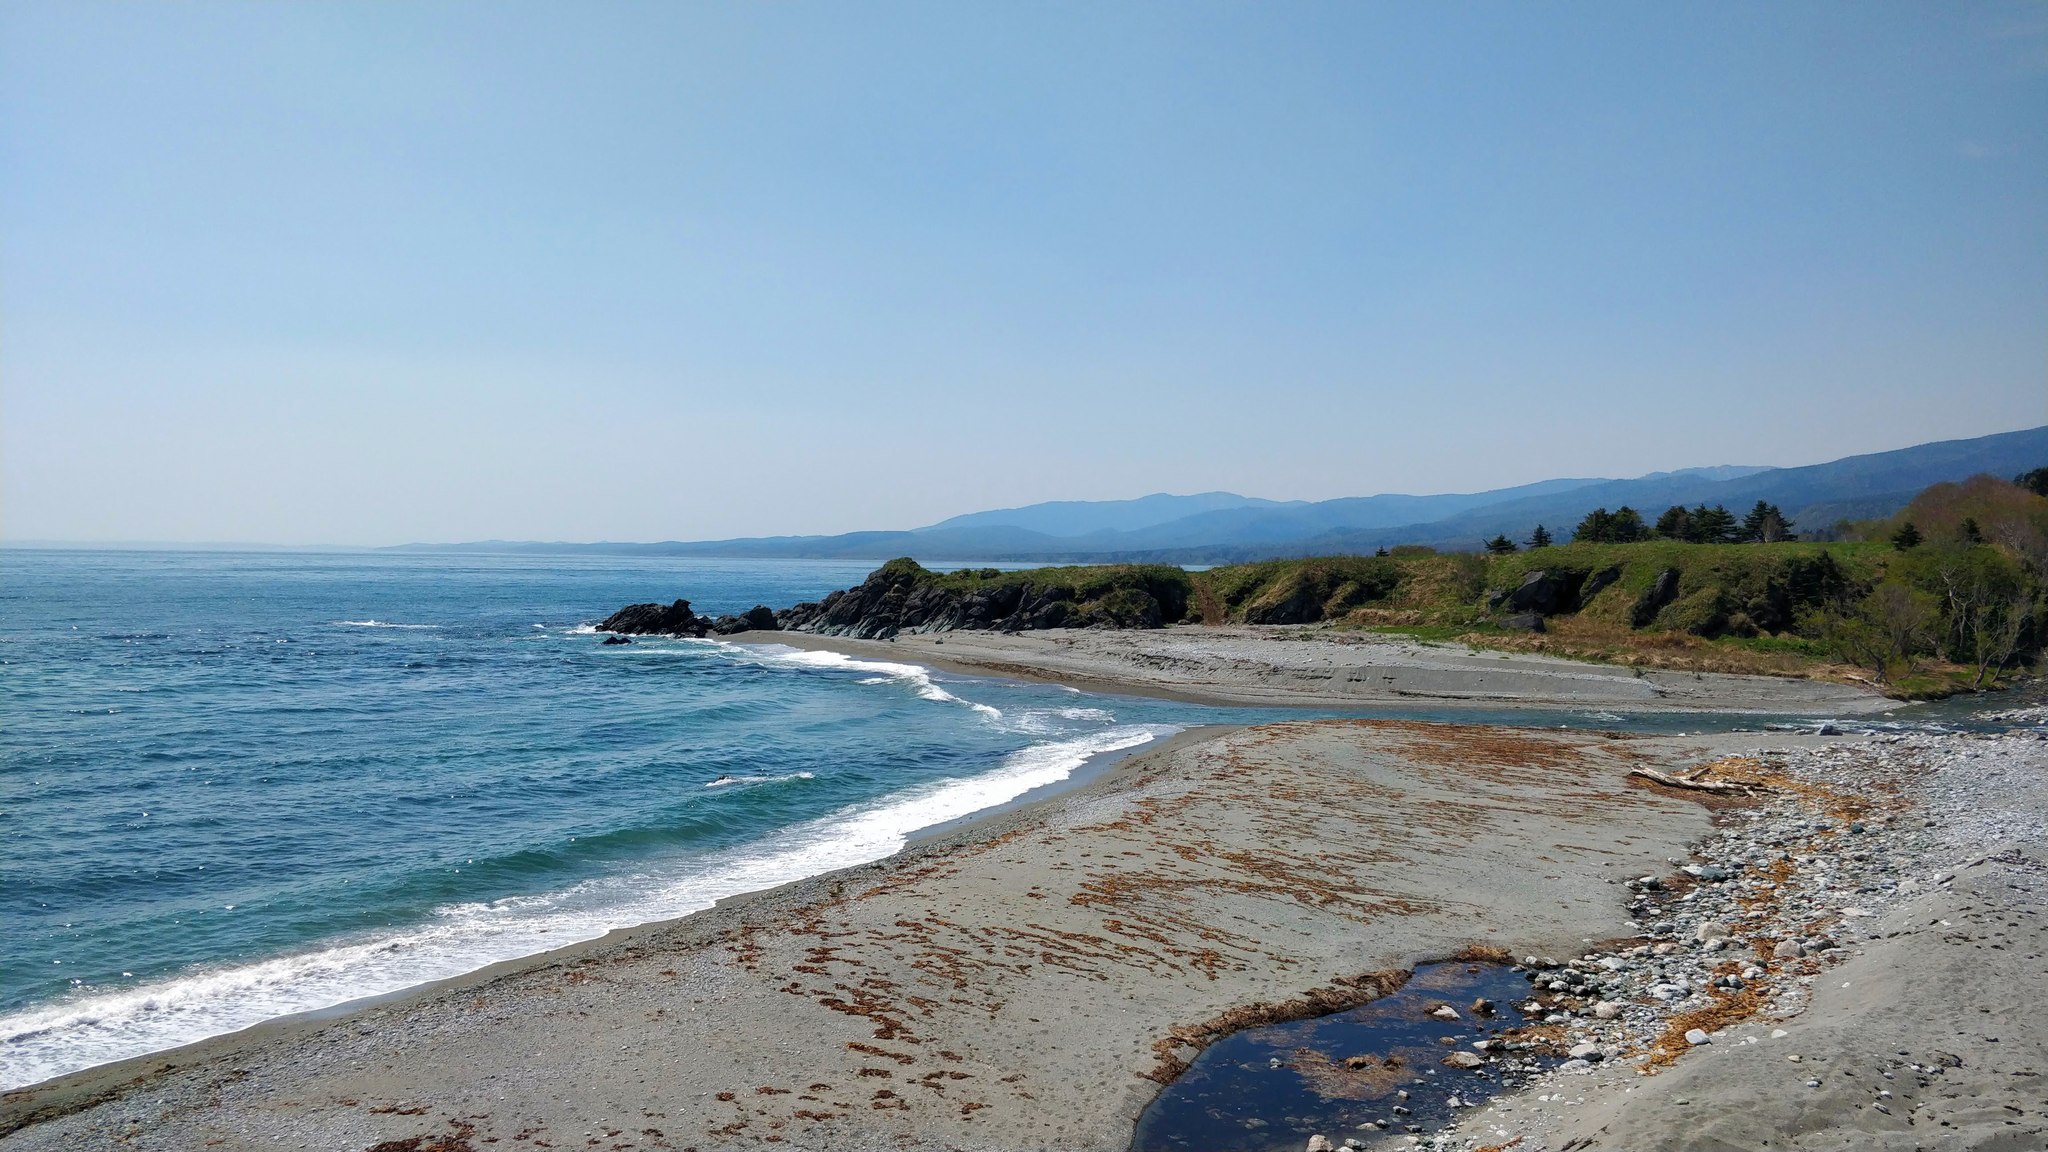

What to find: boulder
left=709, top=605, right=781, bottom=635
left=601, top=634, right=633, bottom=645
left=1630, top=569, right=1682, bottom=628
left=1500, top=612, right=1546, bottom=632
left=1577, top=564, right=1622, bottom=607
left=597, top=599, right=712, bottom=638
left=1505, top=569, right=1586, bottom=615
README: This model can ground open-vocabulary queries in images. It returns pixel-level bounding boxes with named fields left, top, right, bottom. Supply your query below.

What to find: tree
left=1575, top=507, right=1649, bottom=544
left=1528, top=524, right=1553, bottom=549
left=1971, top=590, right=2038, bottom=689
left=1687, top=504, right=1738, bottom=543
left=1374, top=546, right=1390, bottom=557
left=1959, top=517, right=1984, bottom=545
left=1573, top=508, right=1615, bottom=543
left=1485, top=534, right=1518, bottom=554
left=1891, top=521, right=1923, bottom=551
left=1740, top=500, right=1795, bottom=543
left=1809, top=581, right=1937, bottom=684
left=1867, top=581, right=1938, bottom=681
left=2017, top=467, right=2048, bottom=498
left=1654, top=505, right=1691, bottom=540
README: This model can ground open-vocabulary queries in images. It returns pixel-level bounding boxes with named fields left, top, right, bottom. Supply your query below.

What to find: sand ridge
left=739, top=626, right=1890, bottom=715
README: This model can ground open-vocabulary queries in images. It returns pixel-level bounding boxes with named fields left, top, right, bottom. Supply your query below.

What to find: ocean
left=0, top=549, right=1929, bottom=1090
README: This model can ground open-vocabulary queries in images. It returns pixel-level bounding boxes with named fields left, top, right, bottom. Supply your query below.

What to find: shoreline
left=4, top=718, right=1777, bottom=1150
left=730, top=625, right=1896, bottom=715
left=0, top=721, right=1227, bottom=1113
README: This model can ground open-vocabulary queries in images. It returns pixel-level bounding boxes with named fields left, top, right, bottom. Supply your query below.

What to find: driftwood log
left=1627, top=766, right=1773, bottom=795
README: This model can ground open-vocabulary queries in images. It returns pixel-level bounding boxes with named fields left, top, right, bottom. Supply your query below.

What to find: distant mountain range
left=392, top=426, right=2048, bottom=563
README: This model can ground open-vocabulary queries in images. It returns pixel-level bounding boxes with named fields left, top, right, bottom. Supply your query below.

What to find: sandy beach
left=4, top=716, right=1743, bottom=1151
left=739, top=626, right=1892, bottom=715
left=4, top=636, right=2036, bottom=1152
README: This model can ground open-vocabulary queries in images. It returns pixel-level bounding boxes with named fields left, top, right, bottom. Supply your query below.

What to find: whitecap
left=704, top=771, right=816, bottom=789
left=335, top=620, right=439, bottom=630
left=711, top=642, right=1005, bottom=722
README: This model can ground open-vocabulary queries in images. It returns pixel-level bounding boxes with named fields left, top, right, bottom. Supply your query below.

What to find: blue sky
left=4, top=1, right=2044, bottom=545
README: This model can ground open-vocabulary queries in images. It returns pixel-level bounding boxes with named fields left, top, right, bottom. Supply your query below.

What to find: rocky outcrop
left=597, top=599, right=712, bottom=638
left=709, top=605, right=780, bottom=635
left=1629, top=569, right=1682, bottom=628
left=602, top=559, right=1190, bottom=643
left=772, top=559, right=1179, bottom=639
left=1578, top=564, right=1622, bottom=606
left=1502, top=569, right=1586, bottom=615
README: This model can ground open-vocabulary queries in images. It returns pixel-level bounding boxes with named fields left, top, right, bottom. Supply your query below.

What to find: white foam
left=705, top=771, right=816, bottom=788
left=335, top=620, right=439, bottom=630
left=717, top=642, right=1006, bottom=722
left=566, top=624, right=600, bottom=635
left=0, top=725, right=1170, bottom=1090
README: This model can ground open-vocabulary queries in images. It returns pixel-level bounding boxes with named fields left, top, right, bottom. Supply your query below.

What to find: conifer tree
left=1740, top=500, right=1795, bottom=542
left=1687, top=504, right=1737, bottom=543
left=1528, top=524, right=1553, bottom=549
left=1655, top=505, right=1691, bottom=540
left=1573, top=508, right=1613, bottom=543
left=1891, top=521, right=1923, bottom=551
left=1485, top=534, right=1518, bottom=554
left=1610, top=506, right=1649, bottom=543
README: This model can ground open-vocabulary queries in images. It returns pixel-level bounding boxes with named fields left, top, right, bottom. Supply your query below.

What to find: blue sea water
left=0, top=550, right=1300, bottom=1088
left=0, top=549, right=1966, bottom=1090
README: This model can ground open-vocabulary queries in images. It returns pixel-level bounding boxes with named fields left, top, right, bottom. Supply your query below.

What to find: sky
left=3, top=1, right=2045, bottom=546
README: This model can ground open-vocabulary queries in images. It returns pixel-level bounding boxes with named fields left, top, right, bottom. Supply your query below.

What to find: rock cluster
left=1306, top=723, right=2048, bottom=1151
left=598, top=558, right=1187, bottom=642
left=595, top=599, right=713, bottom=638
left=1484, top=565, right=1621, bottom=631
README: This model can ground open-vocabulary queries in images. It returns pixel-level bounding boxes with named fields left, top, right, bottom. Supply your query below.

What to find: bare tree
left=1973, top=591, right=2038, bottom=689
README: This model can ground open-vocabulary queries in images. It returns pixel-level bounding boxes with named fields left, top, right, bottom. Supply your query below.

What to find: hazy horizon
left=6, top=2, right=2045, bottom=546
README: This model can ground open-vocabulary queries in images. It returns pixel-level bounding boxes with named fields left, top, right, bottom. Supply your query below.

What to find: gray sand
left=1411, top=729, right=2048, bottom=1152
left=742, top=625, right=1890, bottom=714
left=2, top=721, right=1739, bottom=1151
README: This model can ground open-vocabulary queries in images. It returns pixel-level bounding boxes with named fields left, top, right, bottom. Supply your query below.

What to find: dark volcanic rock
left=1630, top=569, right=1682, bottom=628
left=710, top=605, right=781, bottom=635
left=1578, top=565, right=1622, bottom=608
left=597, top=599, right=712, bottom=638
left=614, top=558, right=1186, bottom=645
left=1504, top=569, right=1586, bottom=616
left=1500, top=612, right=1546, bottom=632
left=601, top=634, right=634, bottom=645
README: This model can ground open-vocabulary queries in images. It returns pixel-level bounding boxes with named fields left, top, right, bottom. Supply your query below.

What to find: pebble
left=1317, top=728, right=2048, bottom=1151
